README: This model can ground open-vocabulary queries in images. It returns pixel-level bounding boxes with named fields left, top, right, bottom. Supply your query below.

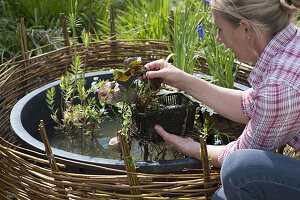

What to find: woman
left=145, top=0, right=300, bottom=199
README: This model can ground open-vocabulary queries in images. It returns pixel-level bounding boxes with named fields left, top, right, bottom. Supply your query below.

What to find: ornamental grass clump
left=114, top=0, right=170, bottom=39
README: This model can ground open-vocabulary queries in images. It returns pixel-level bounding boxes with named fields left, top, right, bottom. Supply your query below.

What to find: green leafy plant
left=46, top=54, right=107, bottom=138
left=99, top=57, right=162, bottom=113
left=297, top=11, right=300, bottom=27
left=46, top=5, right=107, bottom=138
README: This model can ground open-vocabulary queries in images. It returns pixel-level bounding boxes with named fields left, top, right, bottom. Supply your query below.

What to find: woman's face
left=212, top=10, right=255, bottom=63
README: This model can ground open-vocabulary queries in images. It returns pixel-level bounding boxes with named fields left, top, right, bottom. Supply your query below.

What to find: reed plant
left=200, top=25, right=239, bottom=89
left=171, top=0, right=210, bottom=74
left=93, top=0, right=111, bottom=40
left=113, top=0, right=170, bottom=39
left=5, top=0, right=71, bottom=28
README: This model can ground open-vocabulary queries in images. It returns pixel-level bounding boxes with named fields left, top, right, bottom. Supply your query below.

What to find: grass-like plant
left=297, top=12, right=300, bottom=27
left=171, top=0, right=210, bottom=74
left=201, top=26, right=239, bottom=89
left=113, top=0, right=170, bottom=39
left=0, top=0, right=69, bottom=62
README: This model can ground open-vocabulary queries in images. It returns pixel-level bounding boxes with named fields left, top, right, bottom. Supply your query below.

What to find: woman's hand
left=154, top=125, right=201, bottom=160
left=144, top=59, right=186, bottom=89
left=155, top=125, right=223, bottom=167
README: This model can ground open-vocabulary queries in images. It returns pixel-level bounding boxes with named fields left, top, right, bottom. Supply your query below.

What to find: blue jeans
left=212, top=149, right=300, bottom=200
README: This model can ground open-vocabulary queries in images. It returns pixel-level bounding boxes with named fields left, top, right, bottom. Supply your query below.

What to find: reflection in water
left=49, top=118, right=184, bottom=161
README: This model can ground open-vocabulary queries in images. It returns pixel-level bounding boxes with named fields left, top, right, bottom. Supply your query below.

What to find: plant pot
left=133, top=93, right=199, bottom=142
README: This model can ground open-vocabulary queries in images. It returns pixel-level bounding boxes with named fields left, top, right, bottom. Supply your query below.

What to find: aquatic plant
left=46, top=55, right=107, bottom=138
left=46, top=7, right=107, bottom=139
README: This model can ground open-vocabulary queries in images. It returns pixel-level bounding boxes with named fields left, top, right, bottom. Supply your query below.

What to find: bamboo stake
left=18, top=17, right=28, bottom=61
left=117, top=130, right=141, bottom=196
left=200, top=136, right=211, bottom=199
left=59, top=13, right=70, bottom=47
left=109, top=3, right=116, bottom=41
left=39, top=120, right=68, bottom=199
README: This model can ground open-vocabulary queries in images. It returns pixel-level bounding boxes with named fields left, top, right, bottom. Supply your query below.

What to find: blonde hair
left=211, top=0, right=300, bottom=37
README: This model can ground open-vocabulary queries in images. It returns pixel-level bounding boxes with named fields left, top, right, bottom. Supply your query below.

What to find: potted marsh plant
left=98, top=57, right=199, bottom=161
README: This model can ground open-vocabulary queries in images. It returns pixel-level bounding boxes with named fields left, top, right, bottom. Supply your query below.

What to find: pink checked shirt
left=218, top=24, right=300, bottom=164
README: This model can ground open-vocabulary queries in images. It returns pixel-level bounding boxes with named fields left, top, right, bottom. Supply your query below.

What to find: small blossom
left=204, top=0, right=211, bottom=5
left=196, top=24, right=204, bottom=40
left=214, top=139, right=222, bottom=145
left=93, top=77, right=99, bottom=81
left=99, top=107, right=106, bottom=114
left=214, top=135, right=222, bottom=145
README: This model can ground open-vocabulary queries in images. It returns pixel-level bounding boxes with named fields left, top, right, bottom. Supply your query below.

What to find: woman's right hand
left=144, top=59, right=185, bottom=89
left=154, top=125, right=201, bottom=160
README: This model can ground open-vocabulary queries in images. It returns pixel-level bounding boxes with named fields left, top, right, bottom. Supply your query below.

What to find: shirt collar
left=248, top=24, right=297, bottom=87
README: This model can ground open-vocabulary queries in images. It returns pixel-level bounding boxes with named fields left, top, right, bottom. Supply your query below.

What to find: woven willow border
left=1, top=38, right=299, bottom=199
left=0, top=39, right=223, bottom=199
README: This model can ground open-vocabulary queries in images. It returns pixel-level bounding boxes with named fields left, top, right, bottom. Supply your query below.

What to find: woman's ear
left=239, top=19, right=251, bottom=33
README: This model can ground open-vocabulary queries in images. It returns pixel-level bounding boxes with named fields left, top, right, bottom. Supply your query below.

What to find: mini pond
left=10, top=71, right=202, bottom=174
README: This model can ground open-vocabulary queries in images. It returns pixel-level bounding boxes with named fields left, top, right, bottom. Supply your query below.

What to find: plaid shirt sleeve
left=218, top=82, right=300, bottom=164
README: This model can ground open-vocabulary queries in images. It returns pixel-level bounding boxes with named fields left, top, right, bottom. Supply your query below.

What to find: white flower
left=100, top=107, right=106, bottom=114
left=93, top=77, right=99, bottom=81
left=214, top=135, right=222, bottom=145
left=199, top=102, right=216, bottom=115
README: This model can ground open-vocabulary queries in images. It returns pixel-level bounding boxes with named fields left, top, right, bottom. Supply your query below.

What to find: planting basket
left=0, top=39, right=222, bottom=199
left=134, top=92, right=199, bottom=142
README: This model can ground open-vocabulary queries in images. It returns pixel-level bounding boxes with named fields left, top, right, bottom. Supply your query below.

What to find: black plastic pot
left=134, top=92, right=199, bottom=142
left=10, top=71, right=201, bottom=174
